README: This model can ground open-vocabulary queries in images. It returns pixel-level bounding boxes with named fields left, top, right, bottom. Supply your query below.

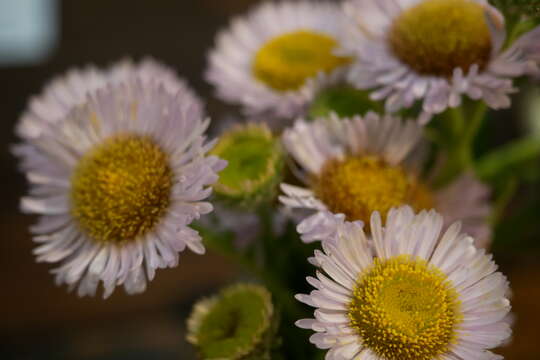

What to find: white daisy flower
left=280, top=112, right=491, bottom=247
left=14, top=74, right=226, bottom=298
left=206, top=1, right=351, bottom=119
left=16, top=58, right=201, bottom=139
left=343, top=0, right=540, bottom=116
left=296, top=206, right=511, bottom=360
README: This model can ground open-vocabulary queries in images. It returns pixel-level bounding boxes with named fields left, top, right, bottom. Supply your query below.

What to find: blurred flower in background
left=15, top=58, right=200, bottom=139
left=343, top=0, right=540, bottom=116
left=206, top=1, right=351, bottom=121
left=280, top=113, right=492, bottom=248
left=13, top=61, right=226, bottom=297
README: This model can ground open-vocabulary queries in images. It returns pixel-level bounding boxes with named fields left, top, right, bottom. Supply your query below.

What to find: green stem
left=258, top=206, right=275, bottom=242
left=201, top=220, right=320, bottom=357
left=505, top=18, right=537, bottom=48
left=464, top=102, right=487, bottom=149
left=434, top=102, right=488, bottom=187
left=200, top=219, right=306, bottom=321
left=215, top=243, right=304, bottom=318
left=433, top=144, right=469, bottom=187
left=256, top=209, right=309, bottom=321
left=490, top=178, right=518, bottom=226
left=448, top=106, right=465, bottom=137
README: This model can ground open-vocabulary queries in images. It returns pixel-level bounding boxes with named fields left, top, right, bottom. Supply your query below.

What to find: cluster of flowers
left=12, top=0, right=539, bottom=359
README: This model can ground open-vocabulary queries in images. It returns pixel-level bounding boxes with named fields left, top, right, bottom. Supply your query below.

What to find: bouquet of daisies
left=12, top=0, right=540, bottom=359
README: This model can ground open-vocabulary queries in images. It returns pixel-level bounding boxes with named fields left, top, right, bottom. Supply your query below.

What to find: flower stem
left=448, top=106, right=465, bottom=137
left=434, top=102, right=487, bottom=187
left=490, top=178, right=518, bottom=226
left=465, top=102, right=487, bottom=148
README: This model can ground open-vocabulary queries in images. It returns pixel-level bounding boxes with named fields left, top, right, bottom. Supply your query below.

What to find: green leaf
left=475, top=136, right=540, bottom=182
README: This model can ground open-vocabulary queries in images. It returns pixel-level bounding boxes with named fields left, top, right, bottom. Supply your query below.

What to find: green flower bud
left=187, top=284, right=278, bottom=360
left=211, top=123, right=284, bottom=209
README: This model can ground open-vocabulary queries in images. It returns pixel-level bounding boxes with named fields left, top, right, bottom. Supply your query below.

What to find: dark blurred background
left=0, top=1, right=539, bottom=359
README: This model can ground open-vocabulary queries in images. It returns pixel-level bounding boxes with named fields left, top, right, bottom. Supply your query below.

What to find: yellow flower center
left=349, top=256, right=461, bottom=360
left=70, top=134, right=173, bottom=244
left=252, top=30, right=351, bottom=91
left=389, top=0, right=492, bottom=77
left=313, top=156, right=433, bottom=225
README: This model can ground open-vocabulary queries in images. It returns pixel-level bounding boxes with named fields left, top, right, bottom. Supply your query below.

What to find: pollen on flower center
left=389, top=0, right=492, bottom=77
left=349, top=256, right=461, bottom=360
left=253, top=30, right=351, bottom=91
left=313, top=156, right=433, bottom=224
left=70, top=134, right=173, bottom=244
